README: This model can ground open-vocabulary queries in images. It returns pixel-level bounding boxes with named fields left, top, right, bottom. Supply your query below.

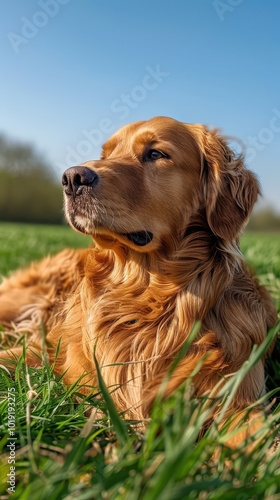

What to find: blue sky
left=1, top=0, right=280, bottom=210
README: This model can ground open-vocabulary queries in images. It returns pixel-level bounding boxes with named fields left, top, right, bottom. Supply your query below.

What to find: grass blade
left=93, top=350, right=129, bottom=446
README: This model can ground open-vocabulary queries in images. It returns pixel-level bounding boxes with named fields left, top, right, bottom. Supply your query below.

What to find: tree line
left=247, top=206, right=280, bottom=232
left=0, top=135, right=62, bottom=224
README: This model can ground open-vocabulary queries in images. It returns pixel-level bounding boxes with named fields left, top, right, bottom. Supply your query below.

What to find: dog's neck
left=87, top=218, right=241, bottom=309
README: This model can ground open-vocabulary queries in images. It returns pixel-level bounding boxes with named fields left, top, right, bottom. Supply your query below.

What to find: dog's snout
left=62, top=166, right=99, bottom=195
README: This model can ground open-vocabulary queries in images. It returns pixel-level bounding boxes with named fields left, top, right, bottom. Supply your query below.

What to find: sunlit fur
left=0, top=117, right=277, bottom=447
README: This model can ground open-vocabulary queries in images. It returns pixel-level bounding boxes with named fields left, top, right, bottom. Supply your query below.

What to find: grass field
left=0, top=223, right=280, bottom=499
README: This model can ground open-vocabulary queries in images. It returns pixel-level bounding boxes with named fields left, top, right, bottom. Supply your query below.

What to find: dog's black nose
left=62, top=166, right=99, bottom=195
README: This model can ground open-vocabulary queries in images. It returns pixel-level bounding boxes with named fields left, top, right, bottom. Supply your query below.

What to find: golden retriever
left=0, top=116, right=277, bottom=447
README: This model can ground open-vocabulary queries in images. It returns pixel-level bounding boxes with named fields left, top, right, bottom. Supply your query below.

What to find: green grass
left=0, top=222, right=90, bottom=275
left=0, top=224, right=280, bottom=499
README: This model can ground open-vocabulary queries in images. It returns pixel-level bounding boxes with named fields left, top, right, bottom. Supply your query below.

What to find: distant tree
left=0, top=135, right=63, bottom=223
left=247, top=206, right=280, bottom=232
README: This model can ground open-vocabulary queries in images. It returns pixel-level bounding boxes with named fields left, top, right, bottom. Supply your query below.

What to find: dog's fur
left=0, top=116, right=277, bottom=447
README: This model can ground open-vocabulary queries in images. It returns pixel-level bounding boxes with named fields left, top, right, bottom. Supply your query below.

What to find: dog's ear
left=191, top=126, right=260, bottom=241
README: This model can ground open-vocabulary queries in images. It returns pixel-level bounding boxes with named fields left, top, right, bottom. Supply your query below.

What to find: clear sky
left=1, top=0, right=280, bottom=210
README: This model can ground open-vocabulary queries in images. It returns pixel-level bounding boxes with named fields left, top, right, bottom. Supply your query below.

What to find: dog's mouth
left=66, top=204, right=154, bottom=247
left=124, top=231, right=153, bottom=246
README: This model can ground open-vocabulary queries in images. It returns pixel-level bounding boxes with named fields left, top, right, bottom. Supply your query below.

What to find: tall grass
left=0, top=224, right=280, bottom=499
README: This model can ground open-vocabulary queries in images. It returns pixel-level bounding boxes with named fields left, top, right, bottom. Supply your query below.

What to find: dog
left=0, top=116, right=277, bottom=448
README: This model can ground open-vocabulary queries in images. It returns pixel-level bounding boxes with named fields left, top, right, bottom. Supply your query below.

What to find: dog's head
left=62, top=116, right=259, bottom=251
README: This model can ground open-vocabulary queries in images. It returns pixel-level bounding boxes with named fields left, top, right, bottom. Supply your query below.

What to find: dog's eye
left=144, top=149, right=169, bottom=162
